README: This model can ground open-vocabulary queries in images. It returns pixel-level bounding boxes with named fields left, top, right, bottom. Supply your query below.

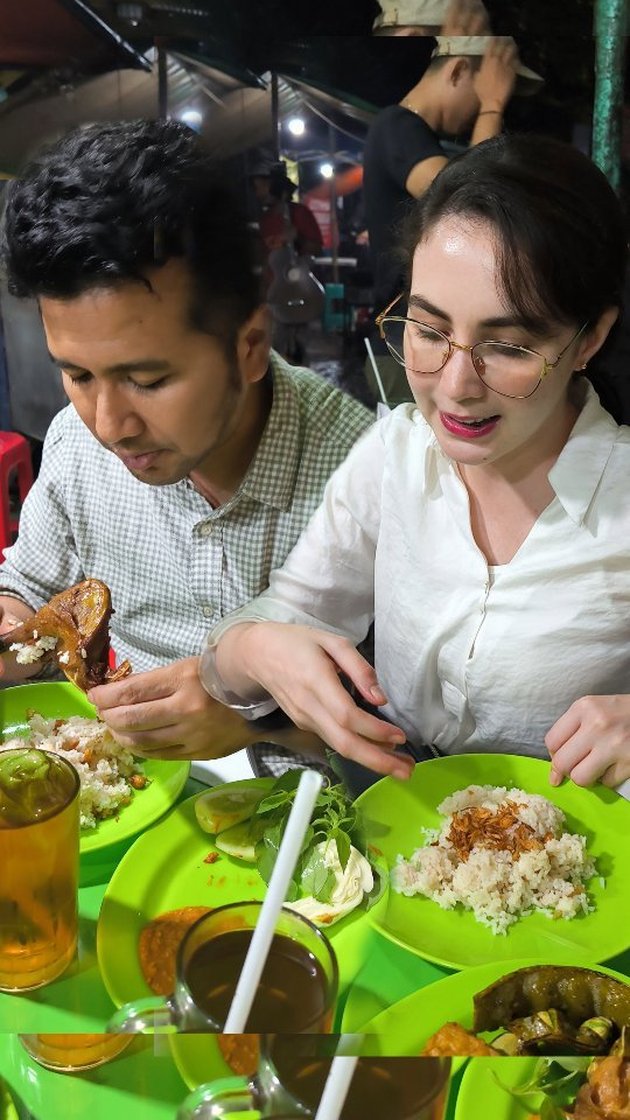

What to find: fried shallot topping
left=443, top=801, right=551, bottom=862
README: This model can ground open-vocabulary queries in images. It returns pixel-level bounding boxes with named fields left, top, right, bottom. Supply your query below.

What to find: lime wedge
left=193, top=778, right=272, bottom=835
left=215, top=819, right=257, bottom=862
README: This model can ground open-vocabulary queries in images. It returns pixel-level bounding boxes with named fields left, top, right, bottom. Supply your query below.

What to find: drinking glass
left=0, top=748, right=80, bottom=991
left=177, top=1036, right=451, bottom=1120
left=20, top=1034, right=131, bottom=1072
left=107, top=901, right=338, bottom=1033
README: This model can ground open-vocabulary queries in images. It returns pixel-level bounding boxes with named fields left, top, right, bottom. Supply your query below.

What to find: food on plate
left=217, top=1034, right=261, bottom=1076
left=502, top=1056, right=630, bottom=1118
left=194, top=772, right=384, bottom=927
left=0, top=713, right=148, bottom=830
left=138, top=906, right=213, bottom=995
left=0, top=579, right=131, bottom=691
left=286, top=839, right=374, bottom=925
left=423, top=1021, right=498, bottom=1057
left=422, top=966, right=630, bottom=1058
left=392, top=784, right=596, bottom=934
left=194, top=783, right=270, bottom=835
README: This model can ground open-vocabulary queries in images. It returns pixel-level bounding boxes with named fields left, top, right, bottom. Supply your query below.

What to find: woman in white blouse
left=202, top=133, right=630, bottom=791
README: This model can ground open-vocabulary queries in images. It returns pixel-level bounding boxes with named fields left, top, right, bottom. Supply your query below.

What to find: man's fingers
left=99, top=699, right=180, bottom=734
left=88, top=666, right=180, bottom=709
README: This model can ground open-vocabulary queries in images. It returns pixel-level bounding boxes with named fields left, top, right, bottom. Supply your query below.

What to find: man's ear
left=450, top=57, right=473, bottom=86
left=236, top=304, right=272, bottom=384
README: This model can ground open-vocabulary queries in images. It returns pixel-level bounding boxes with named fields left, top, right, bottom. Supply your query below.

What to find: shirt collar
left=238, top=349, right=304, bottom=512
left=548, top=382, right=620, bottom=525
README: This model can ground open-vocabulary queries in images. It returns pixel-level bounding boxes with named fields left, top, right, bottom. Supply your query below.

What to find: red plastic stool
left=0, top=431, right=34, bottom=555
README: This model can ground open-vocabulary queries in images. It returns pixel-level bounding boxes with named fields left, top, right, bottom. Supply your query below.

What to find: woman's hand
left=545, top=695, right=630, bottom=788
left=219, top=622, right=412, bottom=779
left=88, top=657, right=255, bottom=760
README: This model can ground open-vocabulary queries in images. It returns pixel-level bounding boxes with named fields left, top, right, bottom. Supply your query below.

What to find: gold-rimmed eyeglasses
left=375, top=294, right=588, bottom=400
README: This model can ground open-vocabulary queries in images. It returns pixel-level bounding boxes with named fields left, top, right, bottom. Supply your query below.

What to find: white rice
left=9, top=635, right=58, bottom=664
left=392, top=784, right=596, bottom=935
left=0, top=713, right=147, bottom=830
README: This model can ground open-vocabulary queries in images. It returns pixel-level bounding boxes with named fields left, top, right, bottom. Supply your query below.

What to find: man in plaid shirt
left=0, top=120, right=372, bottom=770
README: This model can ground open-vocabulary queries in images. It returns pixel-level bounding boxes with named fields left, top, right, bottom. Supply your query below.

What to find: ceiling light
left=180, top=109, right=203, bottom=129
left=319, top=162, right=334, bottom=179
left=287, top=117, right=305, bottom=137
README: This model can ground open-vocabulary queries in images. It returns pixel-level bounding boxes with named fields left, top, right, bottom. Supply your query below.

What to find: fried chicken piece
left=573, top=1058, right=630, bottom=1119
left=138, top=906, right=213, bottom=995
left=0, top=579, right=131, bottom=691
left=422, top=1022, right=500, bottom=1057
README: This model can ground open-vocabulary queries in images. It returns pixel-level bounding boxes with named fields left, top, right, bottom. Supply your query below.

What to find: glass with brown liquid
left=19, top=1034, right=131, bottom=1071
left=107, top=901, right=338, bottom=1033
left=177, top=1037, right=451, bottom=1120
left=0, top=748, right=80, bottom=991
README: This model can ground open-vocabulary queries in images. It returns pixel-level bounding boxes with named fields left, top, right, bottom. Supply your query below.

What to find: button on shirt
left=212, top=385, right=630, bottom=759
left=0, top=353, right=372, bottom=673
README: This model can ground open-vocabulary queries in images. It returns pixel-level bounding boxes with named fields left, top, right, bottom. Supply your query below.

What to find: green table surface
left=0, top=1034, right=187, bottom=1120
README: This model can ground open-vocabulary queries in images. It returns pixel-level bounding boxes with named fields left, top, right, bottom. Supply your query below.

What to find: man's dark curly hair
left=2, top=119, right=261, bottom=351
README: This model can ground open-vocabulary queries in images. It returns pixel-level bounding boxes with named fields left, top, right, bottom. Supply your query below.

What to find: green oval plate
left=455, top=1058, right=542, bottom=1119
left=356, top=753, right=629, bottom=969
left=356, top=957, right=629, bottom=1055
left=97, top=786, right=388, bottom=1016
left=0, top=682, right=190, bottom=854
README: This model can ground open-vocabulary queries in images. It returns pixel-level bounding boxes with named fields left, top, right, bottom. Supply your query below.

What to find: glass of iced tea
left=19, top=1034, right=132, bottom=1072
left=107, top=901, right=338, bottom=1034
left=0, top=748, right=80, bottom=991
left=176, top=1037, right=451, bottom=1120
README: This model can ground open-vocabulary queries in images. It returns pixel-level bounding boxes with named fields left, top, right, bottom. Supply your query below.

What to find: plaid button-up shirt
left=0, top=352, right=373, bottom=672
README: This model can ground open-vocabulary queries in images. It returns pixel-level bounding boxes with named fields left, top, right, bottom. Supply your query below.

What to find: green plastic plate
left=455, top=1058, right=542, bottom=1119
left=357, top=957, right=629, bottom=1054
left=356, top=753, right=629, bottom=969
left=0, top=682, right=189, bottom=854
left=97, top=785, right=387, bottom=1017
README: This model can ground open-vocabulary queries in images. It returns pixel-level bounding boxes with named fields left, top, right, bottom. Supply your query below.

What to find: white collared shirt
left=211, top=385, right=630, bottom=759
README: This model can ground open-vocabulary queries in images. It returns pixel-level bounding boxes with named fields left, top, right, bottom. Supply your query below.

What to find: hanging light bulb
left=180, top=109, right=203, bottom=130
left=287, top=117, right=306, bottom=137
left=320, top=162, right=334, bottom=179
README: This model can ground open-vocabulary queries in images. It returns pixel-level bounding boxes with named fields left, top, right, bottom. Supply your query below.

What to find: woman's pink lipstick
left=440, top=412, right=500, bottom=439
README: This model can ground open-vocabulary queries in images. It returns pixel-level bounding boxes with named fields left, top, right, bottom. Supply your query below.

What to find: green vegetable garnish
left=247, top=770, right=384, bottom=908
left=492, top=1058, right=591, bottom=1119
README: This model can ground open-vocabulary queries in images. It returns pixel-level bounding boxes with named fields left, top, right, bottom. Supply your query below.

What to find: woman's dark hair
left=1, top=119, right=261, bottom=352
left=401, top=133, right=627, bottom=332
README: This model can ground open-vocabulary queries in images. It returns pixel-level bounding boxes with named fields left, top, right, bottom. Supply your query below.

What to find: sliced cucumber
left=215, top=819, right=257, bottom=862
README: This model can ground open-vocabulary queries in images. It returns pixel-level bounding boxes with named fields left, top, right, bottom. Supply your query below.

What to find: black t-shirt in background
left=363, top=104, right=444, bottom=316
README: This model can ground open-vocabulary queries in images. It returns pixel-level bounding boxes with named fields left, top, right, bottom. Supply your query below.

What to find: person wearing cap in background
left=372, top=0, right=489, bottom=35
left=363, top=0, right=543, bottom=405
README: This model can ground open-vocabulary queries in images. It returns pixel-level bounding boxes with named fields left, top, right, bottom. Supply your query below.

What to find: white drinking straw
left=363, top=337, right=390, bottom=408
left=223, top=768, right=324, bottom=1032
left=314, top=1056, right=359, bottom=1120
